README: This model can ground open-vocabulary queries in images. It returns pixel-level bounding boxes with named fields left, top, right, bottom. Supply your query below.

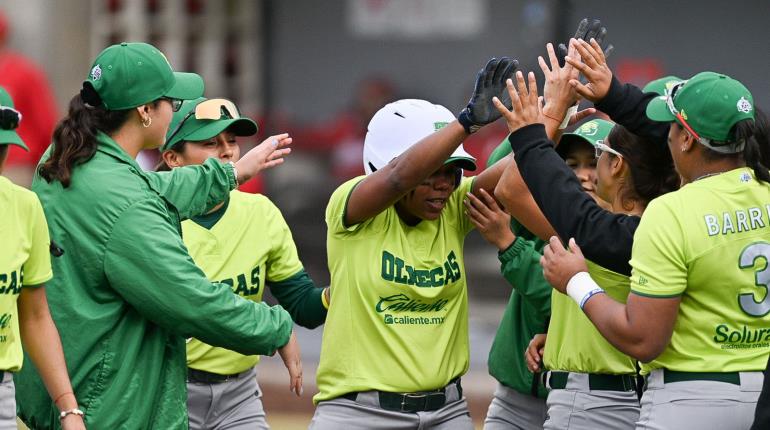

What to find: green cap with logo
left=0, top=86, right=27, bottom=150
left=558, top=118, right=615, bottom=156
left=642, top=75, right=684, bottom=96
left=84, top=42, right=204, bottom=110
left=646, top=71, right=754, bottom=151
left=162, top=98, right=258, bottom=151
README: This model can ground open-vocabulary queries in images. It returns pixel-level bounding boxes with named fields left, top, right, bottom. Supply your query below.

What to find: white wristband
left=566, top=271, right=605, bottom=309
left=559, top=104, right=579, bottom=130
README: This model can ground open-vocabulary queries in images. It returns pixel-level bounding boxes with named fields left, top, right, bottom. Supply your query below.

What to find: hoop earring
left=142, top=116, right=152, bottom=128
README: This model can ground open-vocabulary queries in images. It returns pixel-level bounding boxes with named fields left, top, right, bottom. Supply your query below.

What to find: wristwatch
left=60, top=408, right=84, bottom=420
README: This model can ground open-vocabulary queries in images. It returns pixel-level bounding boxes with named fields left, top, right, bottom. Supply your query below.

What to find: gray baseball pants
left=187, top=367, right=269, bottom=430
left=483, top=382, right=547, bottom=430
left=543, top=372, right=640, bottom=430
left=309, top=381, right=472, bottom=430
left=635, top=369, right=763, bottom=430
left=0, top=373, right=14, bottom=430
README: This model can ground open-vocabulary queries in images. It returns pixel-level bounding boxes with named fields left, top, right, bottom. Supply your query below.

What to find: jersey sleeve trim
left=630, top=290, right=682, bottom=299
left=340, top=178, right=366, bottom=231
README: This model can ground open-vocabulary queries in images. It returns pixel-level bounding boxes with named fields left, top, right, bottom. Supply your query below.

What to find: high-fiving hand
left=492, top=71, right=542, bottom=134
left=565, top=39, right=614, bottom=104
left=458, top=57, right=518, bottom=134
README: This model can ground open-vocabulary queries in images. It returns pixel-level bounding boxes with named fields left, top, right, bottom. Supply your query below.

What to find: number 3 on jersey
left=739, top=242, right=770, bottom=317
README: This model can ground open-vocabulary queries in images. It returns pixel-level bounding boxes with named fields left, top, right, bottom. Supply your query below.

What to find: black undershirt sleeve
left=508, top=123, right=640, bottom=276
left=595, top=76, right=670, bottom=147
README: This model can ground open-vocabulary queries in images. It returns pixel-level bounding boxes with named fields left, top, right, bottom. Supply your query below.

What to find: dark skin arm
left=345, top=57, right=517, bottom=225
left=344, top=121, right=467, bottom=226
left=541, top=236, right=681, bottom=362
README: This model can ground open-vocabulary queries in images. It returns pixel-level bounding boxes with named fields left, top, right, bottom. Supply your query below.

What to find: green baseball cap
left=558, top=118, right=615, bottom=156
left=0, top=87, right=27, bottom=150
left=642, top=75, right=684, bottom=96
left=646, top=71, right=754, bottom=151
left=162, top=97, right=258, bottom=151
left=84, top=42, right=204, bottom=110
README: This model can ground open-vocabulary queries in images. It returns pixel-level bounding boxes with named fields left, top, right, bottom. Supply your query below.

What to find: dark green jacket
left=16, top=133, right=293, bottom=429
left=486, top=138, right=551, bottom=398
left=487, top=230, right=551, bottom=398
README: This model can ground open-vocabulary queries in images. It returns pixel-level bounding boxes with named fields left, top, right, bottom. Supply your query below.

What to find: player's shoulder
left=327, top=176, right=366, bottom=210
left=230, top=190, right=282, bottom=216
left=0, top=176, right=40, bottom=210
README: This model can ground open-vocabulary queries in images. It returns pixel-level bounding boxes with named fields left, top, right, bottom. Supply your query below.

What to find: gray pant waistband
left=343, top=380, right=463, bottom=410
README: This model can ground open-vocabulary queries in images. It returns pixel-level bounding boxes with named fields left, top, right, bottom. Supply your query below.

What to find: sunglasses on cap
left=594, top=141, right=622, bottom=159
left=665, top=81, right=709, bottom=145
left=166, top=98, right=241, bottom=144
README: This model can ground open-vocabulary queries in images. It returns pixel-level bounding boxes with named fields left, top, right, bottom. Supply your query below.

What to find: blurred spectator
left=0, top=11, right=58, bottom=186
left=296, top=77, right=397, bottom=181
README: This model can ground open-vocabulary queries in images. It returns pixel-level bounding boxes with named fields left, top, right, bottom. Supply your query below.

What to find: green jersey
left=0, top=177, right=52, bottom=372
left=184, top=191, right=304, bottom=375
left=545, top=260, right=637, bottom=374
left=314, top=176, right=474, bottom=403
left=631, top=167, right=770, bottom=374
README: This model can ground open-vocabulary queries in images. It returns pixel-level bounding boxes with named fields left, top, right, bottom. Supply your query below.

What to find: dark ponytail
left=748, top=107, right=770, bottom=183
left=38, top=88, right=131, bottom=187
left=733, top=116, right=770, bottom=184
left=608, top=125, right=679, bottom=209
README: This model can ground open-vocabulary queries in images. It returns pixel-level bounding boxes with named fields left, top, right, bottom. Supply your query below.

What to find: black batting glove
left=458, top=57, right=518, bottom=134
left=557, top=18, right=614, bottom=66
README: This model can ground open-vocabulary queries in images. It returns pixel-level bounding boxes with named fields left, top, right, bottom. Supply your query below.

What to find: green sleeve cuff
left=267, top=269, right=327, bottom=329
left=498, top=237, right=524, bottom=264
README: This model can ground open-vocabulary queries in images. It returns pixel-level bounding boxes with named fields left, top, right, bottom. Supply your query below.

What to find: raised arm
left=493, top=71, right=639, bottom=275
left=148, top=134, right=292, bottom=219
left=566, top=39, right=668, bottom=145
left=344, top=57, right=517, bottom=226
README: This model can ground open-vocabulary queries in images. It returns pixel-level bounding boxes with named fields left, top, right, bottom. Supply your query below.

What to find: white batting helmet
left=363, top=99, right=477, bottom=175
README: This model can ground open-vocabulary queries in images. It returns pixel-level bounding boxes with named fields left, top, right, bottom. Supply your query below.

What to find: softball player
left=542, top=39, right=768, bottom=430
left=470, top=120, right=610, bottom=430
left=493, top=68, right=678, bottom=429
left=0, top=87, right=84, bottom=429
left=543, top=70, right=767, bottom=430
left=15, top=42, right=296, bottom=429
left=159, top=97, right=328, bottom=430
left=309, top=57, right=517, bottom=430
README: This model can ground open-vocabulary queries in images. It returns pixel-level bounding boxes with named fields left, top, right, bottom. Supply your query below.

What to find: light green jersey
left=314, top=176, right=475, bottom=403
left=631, top=167, right=770, bottom=374
left=184, top=190, right=302, bottom=375
left=0, top=177, right=52, bottom=371
left=544, top=260, right=637, bottom=374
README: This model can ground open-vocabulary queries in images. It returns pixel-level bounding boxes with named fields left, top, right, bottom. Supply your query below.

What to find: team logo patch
left=578, top=120, right=599, bottom=136
left=737, top=97, right=752, bottom=114
left=434, top=121, right=449, bottom=131
left=90, top=65, right=102, bottom=81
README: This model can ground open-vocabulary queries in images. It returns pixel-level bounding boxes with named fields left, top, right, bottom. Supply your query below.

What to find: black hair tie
left=80, top=82, right=103, bottom=108
left=0, top=106, right=20, bottom=130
